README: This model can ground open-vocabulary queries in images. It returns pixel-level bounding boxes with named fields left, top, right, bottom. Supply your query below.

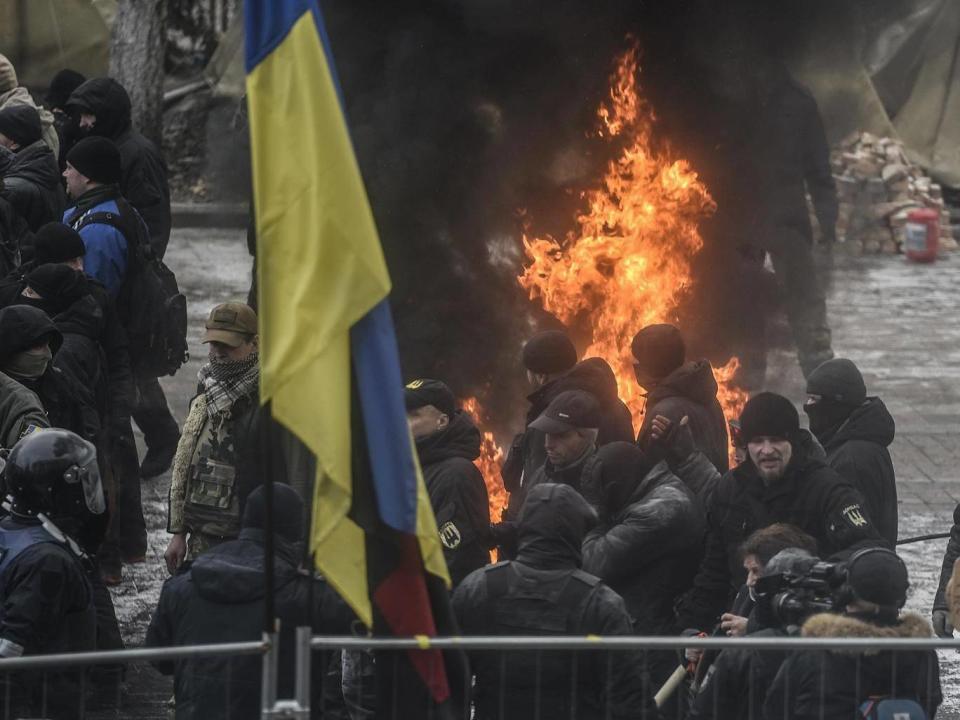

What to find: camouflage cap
left=202, top=302, right=258, bottom=348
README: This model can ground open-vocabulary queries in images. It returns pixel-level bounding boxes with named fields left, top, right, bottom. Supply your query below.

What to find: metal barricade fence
left=0, top=633, right=954, bottom=718
left=307, top=634, right=960, bottom=720
left=0, top=638, right=267, bottom=719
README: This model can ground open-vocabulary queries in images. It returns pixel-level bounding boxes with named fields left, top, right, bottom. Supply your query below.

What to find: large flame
left=462, top=397, right=509, bottom=524
left=519, top=41, right=746, bottom=443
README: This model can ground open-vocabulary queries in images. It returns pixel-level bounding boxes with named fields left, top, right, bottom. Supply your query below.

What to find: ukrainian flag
left=245, top=0, right=461, bottom=713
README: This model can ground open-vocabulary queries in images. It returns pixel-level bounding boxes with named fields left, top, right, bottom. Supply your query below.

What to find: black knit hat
left=33, top=223, right=86, bottom=265
left=242, top=483, right=305, bottom=543
left=404, top=379, right=457, bottom=417
left=46, top=69, right=87, bottom=110
left=806, top=358, right=867, bottom=407
left=0, top=105, right=41, bottom=148
left=631, top=324, right=685, bottom=379
left=26, top=264, right=88, bottom=305
left=522, top=330, right=577, bottom=375
left=66, top=136, right=122, bottom=185
left=739, top=392, right=800, bottom=443
left=845, top=548, right=909, bottom=610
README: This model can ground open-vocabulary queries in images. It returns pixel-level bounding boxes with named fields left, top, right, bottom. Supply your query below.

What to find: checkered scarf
left=197, top=353, right=259, bottom=417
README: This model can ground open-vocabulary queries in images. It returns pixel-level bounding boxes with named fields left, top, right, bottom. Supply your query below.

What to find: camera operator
left=719, top=523, right=818, bottom=638
left=667, top=392, right=882, bottom=633
left=765, top=548, right=942, bottom=720
left=690, top=548, right=818, bottom=720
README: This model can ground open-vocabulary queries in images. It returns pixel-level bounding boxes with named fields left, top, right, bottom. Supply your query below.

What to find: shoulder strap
left=558, top=569, right=600, bottom=614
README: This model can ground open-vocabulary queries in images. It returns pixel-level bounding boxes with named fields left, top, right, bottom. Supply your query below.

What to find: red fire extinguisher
left=905, top=208, right=939, bottom=263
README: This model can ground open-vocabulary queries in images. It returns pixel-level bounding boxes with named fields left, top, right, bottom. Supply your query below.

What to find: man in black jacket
left=0, top=304, right=92, bottom=440
left=580, top=442, right=704, bottom=704
left=581, top=442, right=704, bottom=636
left=507, top=390, right=602, bottom=517
left=65, top=77, right=171, bottom=258
left=453, top=483, right=658, bottom=720
left=148, top=484, right=353, bottom=720
left=18, top=262, right=141, bottom=583
left=631, top=324, right=729, bottom=472
left=766, top=548, right=941, bottom=720
left=501, top=331, right=633, bottom=499
left=933, top=504, right=960, bottom=638
left=0, top=105, right=65, bottom=231
left=804, top=358, right=898, bottom=544
left=405, top=378, right=490, bottom=587
left=674, top=392, right=882, bottom=633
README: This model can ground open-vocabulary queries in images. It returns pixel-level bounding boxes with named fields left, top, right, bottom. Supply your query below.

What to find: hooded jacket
left=765, top=612, right=941, bottom=720
left=416, top=410, right=490, bottom=586
left=818, top=398, right=898, bottom=545
left=0, top=304, right=94, bottom=441
left=638, top=360, right=729, bottom=473
left=65, top=79, right=171, bottom=257
left=675, top=439, right=882, bottom=632
left=1, top=140, right=66, bottom=231
left=452, top=484, right=658, bottom=720
left=501, top=357, right=634, bottom=495
left=582, top=461, right=705, bottom=635
left=146, top=529, right=353, bottom=720
left=0, top=86, right=59, bottom=156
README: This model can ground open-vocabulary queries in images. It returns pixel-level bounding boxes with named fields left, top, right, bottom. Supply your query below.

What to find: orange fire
left=462, top=397, right=509, bottom=524
left=519, top=41, right=747, bottom=436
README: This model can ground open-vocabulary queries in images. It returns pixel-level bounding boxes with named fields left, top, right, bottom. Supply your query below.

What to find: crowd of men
left=0, top=53, right=954, bottom=720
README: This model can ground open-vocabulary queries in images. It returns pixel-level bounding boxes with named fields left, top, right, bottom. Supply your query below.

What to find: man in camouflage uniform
left=164, top=302, right=260, bottom=572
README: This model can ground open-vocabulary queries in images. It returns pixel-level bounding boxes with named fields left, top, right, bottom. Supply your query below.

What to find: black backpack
left=74, top=204, right=187, bottom=377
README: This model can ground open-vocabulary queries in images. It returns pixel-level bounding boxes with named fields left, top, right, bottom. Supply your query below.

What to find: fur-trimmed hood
left=802, top=611, right=931, bottom=653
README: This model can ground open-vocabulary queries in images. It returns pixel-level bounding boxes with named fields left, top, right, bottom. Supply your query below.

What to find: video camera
left=753, top=560, right=847, bottom=629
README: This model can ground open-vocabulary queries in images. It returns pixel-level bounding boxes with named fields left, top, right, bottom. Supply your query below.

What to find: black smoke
left=320, top=0, right=862, bottom=428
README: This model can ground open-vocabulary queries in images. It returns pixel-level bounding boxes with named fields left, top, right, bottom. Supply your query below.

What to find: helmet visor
left=64, top=455, right=105, bottom=515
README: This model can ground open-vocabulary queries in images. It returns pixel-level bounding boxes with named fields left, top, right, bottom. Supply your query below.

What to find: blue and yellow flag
left=245, top=0, right=457, bottom=709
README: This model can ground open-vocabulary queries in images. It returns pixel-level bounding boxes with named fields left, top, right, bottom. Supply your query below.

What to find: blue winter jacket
left=62, top=187, right=136, bottom=297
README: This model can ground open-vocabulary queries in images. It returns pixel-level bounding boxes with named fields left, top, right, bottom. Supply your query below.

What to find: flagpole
left=261, top=403, right=275, bottom=633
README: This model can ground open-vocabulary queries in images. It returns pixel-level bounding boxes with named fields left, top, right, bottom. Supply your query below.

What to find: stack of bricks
left=828, top=132, right=957, bottom=254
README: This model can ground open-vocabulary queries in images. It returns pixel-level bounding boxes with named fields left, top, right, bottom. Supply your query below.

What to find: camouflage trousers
left=187, top=531, right=233, bottom=560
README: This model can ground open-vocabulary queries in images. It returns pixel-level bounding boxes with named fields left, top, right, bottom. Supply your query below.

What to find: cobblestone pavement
left=101, top=236, right=960, bottom=717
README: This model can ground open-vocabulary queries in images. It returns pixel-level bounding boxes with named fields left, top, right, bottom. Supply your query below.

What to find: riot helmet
left=4, top=429, right=105, bottom=518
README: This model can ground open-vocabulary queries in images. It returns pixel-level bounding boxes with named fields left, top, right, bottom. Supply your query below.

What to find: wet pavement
left=105, top=232, right=960, bottom=716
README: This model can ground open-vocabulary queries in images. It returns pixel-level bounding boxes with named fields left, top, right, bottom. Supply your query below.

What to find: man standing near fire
left=631, top=323, right=729, bottom=472
left=751, top=59, right=838, bottom=378
left=405, top=378, right=490, bottom=587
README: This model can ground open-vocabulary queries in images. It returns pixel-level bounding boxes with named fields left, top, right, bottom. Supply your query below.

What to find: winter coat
left=637, top=360, right=729, bottom=473
left=452, top=484, right=658, bottom=720
left=168, top=389, right=262, bottom=540
left=765, top=612, right=942, bottom=720
left=501, top=357, right=634, bottom=495
left=820, top=398, right=898, bottom=545
left=1, top=140, right=66, bottom=231
left=54, top=280, right=134, bottom=425
left=506, top=443, right=596, bottom=527
left=582, top=462, right=705, bottom=635
left=63, top=185, right=140, bottom=297
left=0, top=86, right=59, bottom=156
left=0, top=304, right=95, bottom=440
left=688, top=627, right=788, bottom=720
left=65, top=79, right=171, bottom=257
left=0, top=517, right=94, bottom=719
left=416, top=410, right=490, bottom=587
left=675, top=441, right=882, bottom=632
left=146, top=529, right=353, bottom=720
left=0, top=370, right=48, bottom=448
